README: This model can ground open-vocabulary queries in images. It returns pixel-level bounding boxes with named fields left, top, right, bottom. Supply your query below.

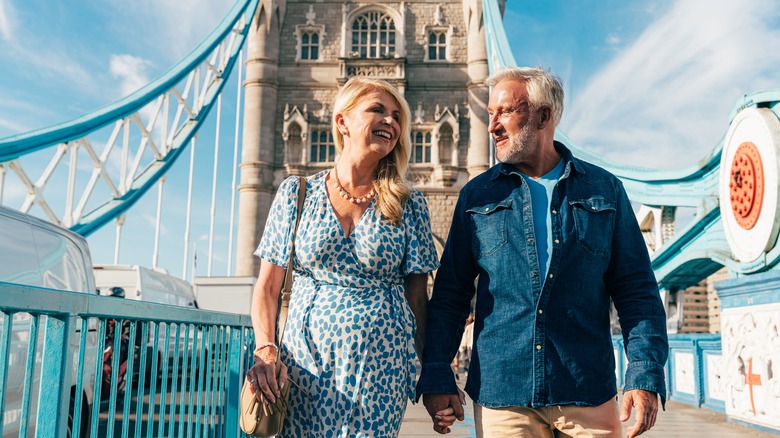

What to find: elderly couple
left=245, top=67, right=668, bottom=437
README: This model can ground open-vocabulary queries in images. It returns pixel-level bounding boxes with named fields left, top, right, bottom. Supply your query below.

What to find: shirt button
left=538, top=309, right=543, bottom=314
left=554, top=239, right=560, bottom=244
left=551, top=209, right=557, bottom=215
left=527, top=238, right=534, bottom=244
left=485, top=207, right=489, bottom=212
left=536, top=345, right=542, bottom=350
left=549, top=273, right=554, bottom=279
left=591, top=206, right=596, bottom=210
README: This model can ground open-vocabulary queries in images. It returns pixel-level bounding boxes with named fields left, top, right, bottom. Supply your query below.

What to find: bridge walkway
left=400, top=388, right=777, bottom=437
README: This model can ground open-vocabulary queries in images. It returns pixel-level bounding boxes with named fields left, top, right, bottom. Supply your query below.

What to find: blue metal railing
left=0, top=283, right=256, bottom=437
left=613, top=334, right=723, bottom=412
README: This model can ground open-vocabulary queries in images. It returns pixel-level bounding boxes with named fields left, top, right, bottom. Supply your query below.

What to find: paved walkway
left=401, top=392, right=777, bottom=437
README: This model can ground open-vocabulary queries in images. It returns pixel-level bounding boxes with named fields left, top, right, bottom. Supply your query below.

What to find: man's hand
left=423, top=391, right=466, bottom=434
left=620, top=389, right=659, bottom=438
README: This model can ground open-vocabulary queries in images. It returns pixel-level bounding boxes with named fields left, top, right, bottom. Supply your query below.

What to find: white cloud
left=0, top=0, right=14, bottom=41
left=0, top=114, right=29, bottom=133
left=0, top=177, right=28, bottom=207
left=605, top=33, right=621, bottom=46
left=110, top=54, right=152, bottom=98
left=108, top=0, right=235, bottom=61
left=564, top=0, right=780, bottom=170
left=2, top=42, right=94, bottom=99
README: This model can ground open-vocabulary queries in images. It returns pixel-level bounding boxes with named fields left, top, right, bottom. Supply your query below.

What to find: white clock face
left=720, top=108, right=780, bottom=262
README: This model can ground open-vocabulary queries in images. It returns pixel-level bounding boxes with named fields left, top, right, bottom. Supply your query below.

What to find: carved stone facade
left=236, top=0, right=491, bottom=276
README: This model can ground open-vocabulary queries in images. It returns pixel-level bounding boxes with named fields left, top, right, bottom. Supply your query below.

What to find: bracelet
left=253, top=342, right=278, bottom=357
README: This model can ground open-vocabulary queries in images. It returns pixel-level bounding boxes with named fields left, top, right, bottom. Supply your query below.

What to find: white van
left=93, top=264, right=199, bottom=379
left=0, top=205, right=98, bottom=437
left=93, top=264, right=197, bottom=308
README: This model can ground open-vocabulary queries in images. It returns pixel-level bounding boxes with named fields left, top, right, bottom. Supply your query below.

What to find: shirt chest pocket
left=569, top=197, right=615, bottom=256
left=467, top=199, right=512, bottom=257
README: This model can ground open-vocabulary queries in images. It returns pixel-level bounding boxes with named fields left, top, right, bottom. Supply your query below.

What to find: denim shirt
left=417, top=142, right=668, bottom=408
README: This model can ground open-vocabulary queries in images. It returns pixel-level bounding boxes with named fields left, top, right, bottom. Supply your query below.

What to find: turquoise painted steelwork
left=19, top=315, right=39, bottom=437
left=0, top=282, right=255, bottom=437
left=0, top=0, right=260, bottom=238
left=0, top=0, right=255, bottom=160
left=37, top=314, right=72, bottom=436
left=482, top=0, right=780, bottom=288
left=698, top=338, right=724, bottom=413
left=0, top=315, right=11, bottom=432
left=72, top=317, right=90, bottom=437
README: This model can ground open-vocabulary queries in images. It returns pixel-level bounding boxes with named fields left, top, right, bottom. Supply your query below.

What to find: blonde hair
left=332, top=77, right=412, bottom=225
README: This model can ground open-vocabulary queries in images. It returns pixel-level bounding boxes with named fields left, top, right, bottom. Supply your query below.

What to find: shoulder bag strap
left=275, top=176, right=306, bottom=361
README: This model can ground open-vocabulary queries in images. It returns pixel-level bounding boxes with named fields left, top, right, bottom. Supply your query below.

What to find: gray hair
left=485, top=67, right=564, bottom=127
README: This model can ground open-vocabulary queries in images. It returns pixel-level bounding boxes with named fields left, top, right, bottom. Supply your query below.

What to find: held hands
left=620, top=389, right=659, bottom=438
left=422, top=389, right=466, bottom=434
left=246, top=345, right=288, bottom=405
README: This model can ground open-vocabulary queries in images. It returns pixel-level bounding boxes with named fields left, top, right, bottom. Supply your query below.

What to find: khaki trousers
left=475, top=397, right=622, bottom=438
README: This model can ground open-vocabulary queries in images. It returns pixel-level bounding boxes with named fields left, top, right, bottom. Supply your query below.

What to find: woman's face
left=339, top=90, right=401, bottom=160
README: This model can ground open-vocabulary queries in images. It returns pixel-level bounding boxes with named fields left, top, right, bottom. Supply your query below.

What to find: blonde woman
left=246, top=77, right=441, bottom=436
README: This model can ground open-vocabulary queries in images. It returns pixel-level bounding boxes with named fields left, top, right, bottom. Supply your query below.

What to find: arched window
left=287, top=123, right=302, bottom=163
left=438, top=124, right=454, bottom=165
left=428, top=32, right=446, bottom=61
left=301, top=32, right=320, bottom=60
left=310, top=129, right=335, bottom=163
left=351, top=11, right=396, bottom=58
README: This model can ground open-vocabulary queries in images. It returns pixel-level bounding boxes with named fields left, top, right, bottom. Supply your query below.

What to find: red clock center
left=729, top=142, right=764, bottom=230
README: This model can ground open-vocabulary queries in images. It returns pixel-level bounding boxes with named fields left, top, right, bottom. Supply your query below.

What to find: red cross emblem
left=745, top=358, right=762, bottom=416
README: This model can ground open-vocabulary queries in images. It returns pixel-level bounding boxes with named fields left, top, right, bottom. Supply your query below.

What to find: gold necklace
left=332, top=167, right=377, bottom=204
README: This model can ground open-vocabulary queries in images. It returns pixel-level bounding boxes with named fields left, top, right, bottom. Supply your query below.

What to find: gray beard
left=496, top=124, right=535, bottom=164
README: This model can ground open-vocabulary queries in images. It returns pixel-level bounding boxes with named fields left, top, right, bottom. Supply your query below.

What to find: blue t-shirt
left=520, top=159, right=564, bottom=280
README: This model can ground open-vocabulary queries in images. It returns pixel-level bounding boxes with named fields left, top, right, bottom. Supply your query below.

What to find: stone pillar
left=236, top=0, right=285, bottom=277
left=463, top=0, right=490, bottom=179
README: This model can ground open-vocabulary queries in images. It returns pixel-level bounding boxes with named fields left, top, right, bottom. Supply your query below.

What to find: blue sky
left=1, top=0, right=780, bottom=279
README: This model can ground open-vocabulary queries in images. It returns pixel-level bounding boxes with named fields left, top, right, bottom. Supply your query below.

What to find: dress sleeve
left=401, top=189, right=440, bottom=275
left=254, top=176, right=303, bottom=267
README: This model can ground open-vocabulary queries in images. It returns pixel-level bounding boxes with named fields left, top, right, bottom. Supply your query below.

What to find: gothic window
left=310, top=129, right=336, bottom=163
left=301, top=31, right=320, bottom=60
left=428, top=32, right=447, bottom=61
left=351, top=11, right=396, bottom=58
left=287, top=123, right=303, bottom=163
left=294, top=11, right=325, bottom=63
left=438, top=124, right=454, bottom=165
left=411, top=130, right=432, bottom=163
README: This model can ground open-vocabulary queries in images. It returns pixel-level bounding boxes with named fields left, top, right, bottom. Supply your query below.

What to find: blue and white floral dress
left=255, top=170, right=439, bottom=437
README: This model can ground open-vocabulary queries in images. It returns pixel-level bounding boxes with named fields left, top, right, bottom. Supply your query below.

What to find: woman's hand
left=246, top=348, right=288, bottom=404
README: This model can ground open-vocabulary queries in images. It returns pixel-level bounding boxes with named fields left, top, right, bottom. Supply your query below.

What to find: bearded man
left=416, top=66, right=668, bottom=438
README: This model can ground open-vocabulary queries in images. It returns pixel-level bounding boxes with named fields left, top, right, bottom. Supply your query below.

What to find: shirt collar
left=492, top=140, right=585, bottom=181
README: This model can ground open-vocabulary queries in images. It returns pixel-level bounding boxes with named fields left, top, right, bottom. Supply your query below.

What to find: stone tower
left=236, top=0, right=491, bottom=277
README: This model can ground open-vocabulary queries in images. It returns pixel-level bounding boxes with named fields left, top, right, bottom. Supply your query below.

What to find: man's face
left=487, top=80, right=538, bottom=164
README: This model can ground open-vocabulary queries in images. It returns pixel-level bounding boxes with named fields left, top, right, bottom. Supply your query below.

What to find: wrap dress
left=255, top=170, right=439, bottom=437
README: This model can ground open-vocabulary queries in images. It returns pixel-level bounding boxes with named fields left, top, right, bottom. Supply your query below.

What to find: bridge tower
left=236, top=0, right=494, bottom=277
left=237, top=0, right=286, bottom=277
